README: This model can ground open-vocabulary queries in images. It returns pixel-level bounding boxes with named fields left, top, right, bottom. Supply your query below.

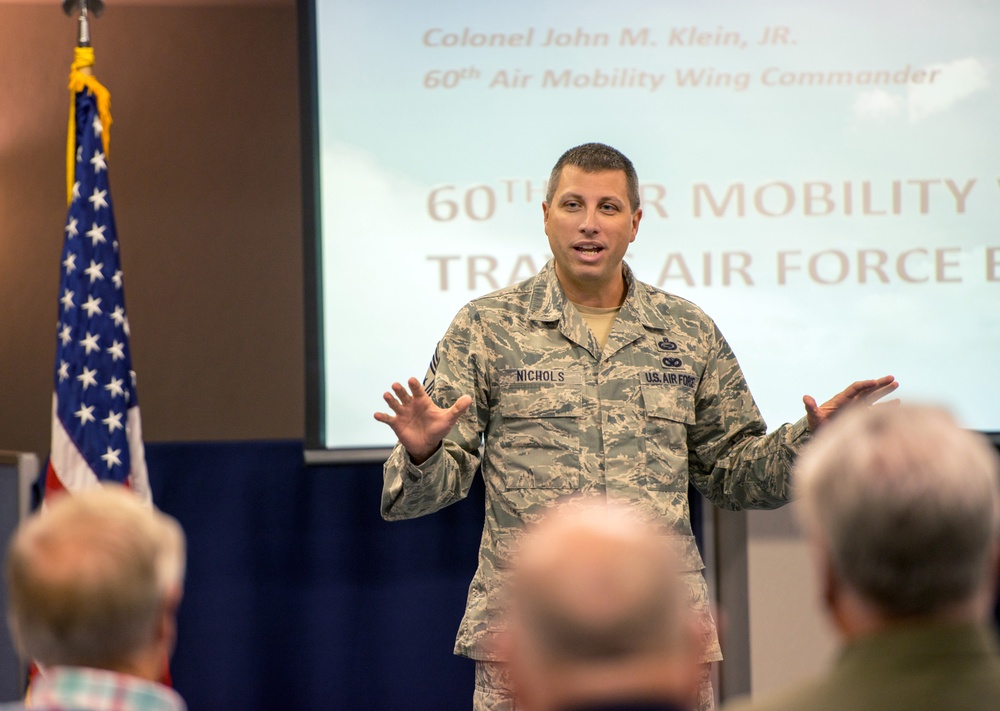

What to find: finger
left=391, top=382, right=412, bottom=406
left=802, top=394, right=819, bottom=415
left=407, top=377, right=427, bottom=398
left=448, top=394, right=473, bottom=418
left=846, top=375, right=897, bottom=398
left=864, top=380, right=900, bottom=405
left=839, top=379, right=882, bottom=399
left=846, top=380, right=898, bottom=405
left=373, top=411, right=395, bottom=424
left=383, top=391, right=404, bottom=414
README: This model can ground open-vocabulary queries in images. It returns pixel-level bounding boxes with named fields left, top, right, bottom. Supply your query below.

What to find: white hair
left=6, top=485, right=186, bottom=667
left=795, top=404, right=1000, bottom=616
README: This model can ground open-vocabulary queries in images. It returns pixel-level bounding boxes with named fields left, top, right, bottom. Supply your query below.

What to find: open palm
left=374, top=377, right=472, bottom=464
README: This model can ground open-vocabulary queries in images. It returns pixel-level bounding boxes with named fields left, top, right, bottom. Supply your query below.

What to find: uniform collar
left=528, top=260, right=672, bottom=332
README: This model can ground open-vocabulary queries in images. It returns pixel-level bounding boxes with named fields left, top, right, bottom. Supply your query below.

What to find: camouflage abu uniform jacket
left=381, top=260, right=810, bottom=662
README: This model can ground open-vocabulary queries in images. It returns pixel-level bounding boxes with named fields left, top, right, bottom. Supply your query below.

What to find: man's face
left=543, top=166, right=641, bottom=302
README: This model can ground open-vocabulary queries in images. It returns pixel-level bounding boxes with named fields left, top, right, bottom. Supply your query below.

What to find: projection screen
left=301, top=0, right=1000, bottom=459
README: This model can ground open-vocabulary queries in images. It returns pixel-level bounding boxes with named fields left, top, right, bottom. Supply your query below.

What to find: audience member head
left=502, top=502, right=700, bottom=711
left=546, top=143, right=641, bottom=214
left=6, top=485, right=186, bottom=680
left=795, top=403, right=1000, bottom=634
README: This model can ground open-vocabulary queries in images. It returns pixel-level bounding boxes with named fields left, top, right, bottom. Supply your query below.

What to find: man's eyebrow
left=557, top=191, right=625, bottom=204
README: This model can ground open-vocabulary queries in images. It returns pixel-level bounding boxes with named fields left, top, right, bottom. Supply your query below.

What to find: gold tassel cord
left=66, top=46, right=112, bottom=204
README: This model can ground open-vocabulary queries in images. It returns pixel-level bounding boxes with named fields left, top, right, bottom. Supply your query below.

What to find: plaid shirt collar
left=29, top=666, right=185, bottom=711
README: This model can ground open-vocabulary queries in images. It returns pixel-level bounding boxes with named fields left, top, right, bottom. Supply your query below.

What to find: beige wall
left=746, top=505, right=839, bottom=697
left=0, top=1, right=304, bottom=456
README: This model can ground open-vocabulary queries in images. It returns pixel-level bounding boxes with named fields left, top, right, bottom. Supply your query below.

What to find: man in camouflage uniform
left=376, top=143, right=896, bottom=711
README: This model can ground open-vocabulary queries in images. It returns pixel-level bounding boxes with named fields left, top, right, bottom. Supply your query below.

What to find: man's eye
left=564, top=201, right=580, bottom=209
left=601, top=203, right=618, bottom=212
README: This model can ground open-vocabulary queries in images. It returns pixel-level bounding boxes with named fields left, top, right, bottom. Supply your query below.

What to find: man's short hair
left=546, top=143, right=641, bottom=214
left=6, top=486, right=186, bottom=668
left=795, top=404, right=1000, bottom=617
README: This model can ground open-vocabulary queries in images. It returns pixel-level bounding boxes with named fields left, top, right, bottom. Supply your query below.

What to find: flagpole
left=62, top=0, right=106, bottom=65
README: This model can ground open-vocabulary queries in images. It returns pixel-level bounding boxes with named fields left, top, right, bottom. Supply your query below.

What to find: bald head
left=511, top=504, right=684, bottom=662
left=6, top=486, right=185, bottom=672
left=503, top=503, right=701, bottom=711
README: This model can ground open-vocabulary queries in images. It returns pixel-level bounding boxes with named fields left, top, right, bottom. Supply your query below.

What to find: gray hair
left=546, top=143, right=641, bottom=214
left=795, top=404, right=1000, bottom=617
left=6, top=485, right=186, bottom=668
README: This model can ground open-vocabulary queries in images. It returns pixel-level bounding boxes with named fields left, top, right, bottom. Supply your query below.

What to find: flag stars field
left=88, top=186, right=107, bottom=211
left=100, top=446, right=121, bottom=469
left=49, top=72, right=149, bottom=498
left=82, top=296, right=102, bottom=318
left=106, top=340, right=124, bottom=361
left=105, top=376, right=124, bottom=398
left=76, top=366, right=97, bottom=390
left=90, top=150, right=107, bottom=174
left=74, top=403, right=95, bottom=425
left=84, top=259, right=104, bottom=283
left=86, top=222, right=106, bottom=245
left=102, top=410, right=123, bottom=433
left=80, top=331, right=100, bottom=354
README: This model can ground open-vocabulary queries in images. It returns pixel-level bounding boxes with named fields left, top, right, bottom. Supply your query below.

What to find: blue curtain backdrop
left=148, top=441, right=484, bottom=711
left=146, top=441, right=705, bottom=711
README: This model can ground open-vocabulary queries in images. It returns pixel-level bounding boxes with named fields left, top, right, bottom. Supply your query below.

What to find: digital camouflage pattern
left=382, top=260, right=810, bottom=662
left=473, top=660, right=716, bottom=711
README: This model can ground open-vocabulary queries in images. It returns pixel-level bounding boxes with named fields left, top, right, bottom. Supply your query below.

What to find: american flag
left=46, top=81, right=150, bottom=503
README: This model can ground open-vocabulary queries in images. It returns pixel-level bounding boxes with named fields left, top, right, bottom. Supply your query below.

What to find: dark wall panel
left=0, top=2, right=304, bottom=456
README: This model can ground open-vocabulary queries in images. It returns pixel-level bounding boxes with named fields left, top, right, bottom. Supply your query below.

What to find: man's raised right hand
left=374, top=377, right=473, bottom=465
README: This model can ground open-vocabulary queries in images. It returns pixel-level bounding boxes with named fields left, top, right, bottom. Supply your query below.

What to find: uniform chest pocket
left=640, top=382, right=696, bottom=492
left=497, top=370, right=584, bottom=490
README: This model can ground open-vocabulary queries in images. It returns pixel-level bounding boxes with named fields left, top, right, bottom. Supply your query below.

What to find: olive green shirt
left=724, top=622, right=1000, bottom=711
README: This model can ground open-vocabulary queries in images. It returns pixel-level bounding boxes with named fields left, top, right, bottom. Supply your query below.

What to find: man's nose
left=578, top=209, right=600, bottom=234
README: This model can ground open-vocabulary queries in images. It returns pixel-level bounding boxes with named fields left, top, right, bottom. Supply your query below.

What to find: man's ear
left=820, top=549, right=838, bottom=612
left=630, top=207, right=642, bottom=241
left=156, top=585, right=183, bottom=652
left=814, top=542, right=855, bottom=637
left=986, top=541, right=1000, bottom=605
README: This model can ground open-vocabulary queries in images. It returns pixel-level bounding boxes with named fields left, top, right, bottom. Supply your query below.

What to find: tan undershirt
left=572, top=302, right=622, bottom=350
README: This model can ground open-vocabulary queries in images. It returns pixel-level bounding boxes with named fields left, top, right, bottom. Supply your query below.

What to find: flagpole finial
left=62, top=0, right=105, bottom=48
